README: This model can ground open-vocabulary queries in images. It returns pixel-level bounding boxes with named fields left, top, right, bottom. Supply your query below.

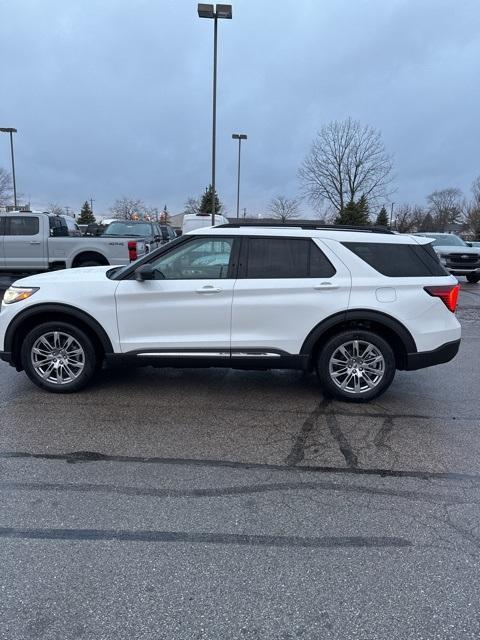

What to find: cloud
left=0, top=0, right=479, bottom=215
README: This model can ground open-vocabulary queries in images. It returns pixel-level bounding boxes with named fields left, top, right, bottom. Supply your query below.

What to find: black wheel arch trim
left=300, top=309, right=417, bottom=357
left=3, top=303, right=114, bottom=360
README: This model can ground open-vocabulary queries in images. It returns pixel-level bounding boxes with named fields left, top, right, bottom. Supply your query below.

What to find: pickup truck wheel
left=466, top=274, right=480, bottom=283
left=317, top=330, right=396, bottom=403
left=21, top=322, right=97, bottom=393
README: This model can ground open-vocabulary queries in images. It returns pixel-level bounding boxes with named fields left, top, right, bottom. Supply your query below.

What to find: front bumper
left=448, top=268, right=480, bottom=276
left=405, top=339, right=460, bottom=371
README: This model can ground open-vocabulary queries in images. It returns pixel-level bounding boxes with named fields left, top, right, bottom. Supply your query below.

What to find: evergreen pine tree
left=357, top=194, right=370, bottom=224
left=336, top=198, right=370, bottom=226
left=375, top=205, right=389, bottom=227
left=200, top=185, right=222, bottom=215
left=160, top=204, right=171, bottom=224
left=77, top=201, right=96, bottom=224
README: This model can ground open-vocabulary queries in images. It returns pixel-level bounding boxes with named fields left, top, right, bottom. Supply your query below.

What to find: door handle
left=29, top=241, right=41, bottom=245
left=196, top=285, right=222, bottom=294
left=314, top=282, right=339, bottom=290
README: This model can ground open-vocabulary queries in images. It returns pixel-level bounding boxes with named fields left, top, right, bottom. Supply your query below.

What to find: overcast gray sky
left=1, top=0, right=479, bottom=217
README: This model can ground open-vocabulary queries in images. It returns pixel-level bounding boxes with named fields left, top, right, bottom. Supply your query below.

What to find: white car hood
left=432, top=245, right=480, bottom=255
left=11, top=266, right=117, bottom=287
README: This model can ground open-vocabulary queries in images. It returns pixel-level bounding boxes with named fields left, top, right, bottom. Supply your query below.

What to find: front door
left=115, top=235, right=237, bottom=353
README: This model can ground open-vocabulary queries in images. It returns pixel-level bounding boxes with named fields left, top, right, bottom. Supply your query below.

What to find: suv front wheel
left=466, top=274, right=480, bottom=284
left=21, top=322, right=98, bottom=393
left=317, top=330, right=396, bottom=402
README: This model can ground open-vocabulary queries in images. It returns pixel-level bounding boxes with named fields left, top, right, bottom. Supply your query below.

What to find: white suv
left=0, top=224, right=461, bottom=402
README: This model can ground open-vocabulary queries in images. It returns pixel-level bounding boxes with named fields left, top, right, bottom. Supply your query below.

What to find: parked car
left=414, top=232, right=480, bottom=283
left=182, top=213, right=229, bottom=234
left=101, top=220, right=175, bottom=252
left=0, top=212, right=146, bottom=272
left=0, top=224, right=461, bottom=401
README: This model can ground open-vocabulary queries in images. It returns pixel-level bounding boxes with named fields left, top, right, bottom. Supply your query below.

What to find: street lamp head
left=0, top=127, right=17, bottom=133
left=232, top=133, right=247, bottom=140
left=216, top=4, right=232, bottom=19
left=198, top=3, right=215, bottom=18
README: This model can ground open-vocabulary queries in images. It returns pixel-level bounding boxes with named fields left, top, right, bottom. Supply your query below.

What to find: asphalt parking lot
left=1, top=282, right=480, bottom=639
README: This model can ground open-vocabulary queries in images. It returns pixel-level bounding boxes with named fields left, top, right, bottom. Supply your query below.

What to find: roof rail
left=216, top=223, right=395, bottom=235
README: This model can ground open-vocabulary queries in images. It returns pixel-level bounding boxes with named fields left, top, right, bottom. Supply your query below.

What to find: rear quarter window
left=342, top=242, right=448, bottom=277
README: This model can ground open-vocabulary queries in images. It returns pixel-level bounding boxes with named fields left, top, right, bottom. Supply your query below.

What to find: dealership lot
left=1, top=284, right=480, bottom=639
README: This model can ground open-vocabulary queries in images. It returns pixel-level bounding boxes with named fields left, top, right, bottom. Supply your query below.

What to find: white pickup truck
left=0, top=212, right=146, bottom=272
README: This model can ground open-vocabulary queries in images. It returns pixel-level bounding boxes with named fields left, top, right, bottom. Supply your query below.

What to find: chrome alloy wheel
left=31, top=331, right=85, bottom=385
left=328, top=339, right=385, bottom=395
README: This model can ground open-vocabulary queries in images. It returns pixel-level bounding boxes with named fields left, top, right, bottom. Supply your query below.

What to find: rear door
left=3, top=215, right=48, bottom=271
left=231, top=236, right=351, bottom=354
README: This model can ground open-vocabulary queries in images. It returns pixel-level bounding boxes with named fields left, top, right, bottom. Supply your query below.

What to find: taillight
left=128, top=241, right=137, bottom=261
left=424, top=284, right=460, bottom=312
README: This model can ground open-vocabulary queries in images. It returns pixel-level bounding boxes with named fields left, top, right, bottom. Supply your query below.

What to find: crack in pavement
left=285, top=399, right=332, bottom=466
left=325, top=413, right=359, bottom=468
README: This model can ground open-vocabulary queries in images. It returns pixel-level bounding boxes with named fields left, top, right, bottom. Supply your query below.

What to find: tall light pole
left=232, top=133, right=247, bottom=218
left=0, top=127, right=18, bottom=208
left=198, top=3, right=232, bottom=225
left=390, top=202, right=395, bottom=229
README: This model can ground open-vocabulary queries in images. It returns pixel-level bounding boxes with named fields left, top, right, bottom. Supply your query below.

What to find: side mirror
left=466, top=242, right=473, bottom=247
left=135, top=264, right=156, bottom=281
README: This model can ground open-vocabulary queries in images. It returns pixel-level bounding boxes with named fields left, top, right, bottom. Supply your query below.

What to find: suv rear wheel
left=21, top=322, right=97, bottom=393
left=317, top=330, right=396, bottom=402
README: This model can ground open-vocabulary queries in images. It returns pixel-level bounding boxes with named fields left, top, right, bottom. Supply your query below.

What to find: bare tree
left=268, top=195, right=300, bottom=223
left=299, top=117, right=393, bottom=214
left=183, top=197, right=201, bottom=216
left=467, top=176, right=480, bottom=239
left=110, top=197, right=146, bottom=220
left=0, top=168, right=12, bottom=206
left=47, top=203, right=66, bottom=216
left=394, top=204, right=425, bottom=233
left=426, top=188, right=464, bottom=231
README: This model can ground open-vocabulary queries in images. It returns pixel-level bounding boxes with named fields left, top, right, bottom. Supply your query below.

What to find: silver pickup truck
left=0, top=212, right=146, bottom=272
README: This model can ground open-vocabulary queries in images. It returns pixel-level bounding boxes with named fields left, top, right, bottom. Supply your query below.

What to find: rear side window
left=6, top=216, right=39, bottom=236
left=245, top=238, right=336, bottom=278
left=343, top=242, right=448, bottom=277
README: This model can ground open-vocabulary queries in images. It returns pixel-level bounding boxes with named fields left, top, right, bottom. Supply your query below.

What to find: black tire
left=21, top=321, right=98, bottom=393
left=317, top=330, right=396, bottom=403
left=77, top=260, right=103, bottom=267
left=466, top=274, right=480, bottom=284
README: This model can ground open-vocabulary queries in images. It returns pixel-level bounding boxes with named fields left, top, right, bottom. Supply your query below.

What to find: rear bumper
left=405, top=339, right=460, bottom=371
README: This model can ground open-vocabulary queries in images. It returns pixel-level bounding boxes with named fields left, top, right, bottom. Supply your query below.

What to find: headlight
left=3, top=287, right=39, bottom=304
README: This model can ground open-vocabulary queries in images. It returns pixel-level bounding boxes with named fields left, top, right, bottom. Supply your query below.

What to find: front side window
left=149, top=237, right=234, bottom=279
left=245, top=238, right=336, bottom=278
left=7, top=216, right=40, bottom=236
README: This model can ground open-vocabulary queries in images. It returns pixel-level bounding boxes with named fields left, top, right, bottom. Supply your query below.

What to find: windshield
left=423, top=234, right=467, bottom=247
left=103, top=222, right=152, bottom=237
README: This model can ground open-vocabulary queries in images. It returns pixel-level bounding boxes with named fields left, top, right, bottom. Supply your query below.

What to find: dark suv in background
left=101, top=220, right=176, bottom=252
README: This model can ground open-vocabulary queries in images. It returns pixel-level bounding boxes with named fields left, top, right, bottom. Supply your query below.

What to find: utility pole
left=90, top=198, right=94, bottom=215
left=390, top=202, right=395, bottom=228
